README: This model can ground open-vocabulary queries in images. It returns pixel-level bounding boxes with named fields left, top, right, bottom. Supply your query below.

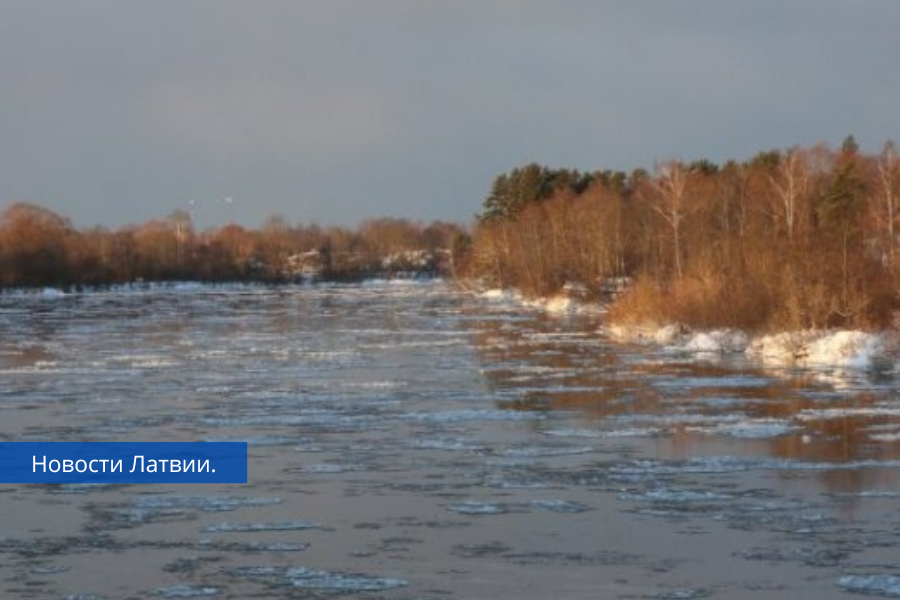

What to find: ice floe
left=644, top=588, right=711, bottom=599
left=231, top=566, right=408, bottom=591
left=409, top=437, right=486, bottom=452
left=202, top=520, right=326, bottom=533
left=401, top=409, right=545, bottom=423
left=618, top=488, right=733, bottom=503
left=154, top=585, right=220, bottom=598
left=542, top=427, right=662, bottom=439
left=447, top=500, right=508, bottom=515
left=531, top=499, right=592, bottom=513
left=609, top=456, right=900, bottom=480
left=690, top=418, right=797, bottom=439
left=838, top=575, right=900, bottom=597
left=796, top=407, right=900, bottom=421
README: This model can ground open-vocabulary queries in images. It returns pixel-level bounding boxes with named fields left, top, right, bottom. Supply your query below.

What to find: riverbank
left=476, top=285, right=899, bottom=371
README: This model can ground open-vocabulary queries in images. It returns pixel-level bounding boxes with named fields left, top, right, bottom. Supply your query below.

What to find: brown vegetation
left=0, top=205, right=466, bottom=289
left=462, top=139, right=900, bottom=332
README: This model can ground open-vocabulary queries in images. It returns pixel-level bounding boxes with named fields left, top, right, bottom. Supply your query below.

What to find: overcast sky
left=1, top=1, right=898, bottom=228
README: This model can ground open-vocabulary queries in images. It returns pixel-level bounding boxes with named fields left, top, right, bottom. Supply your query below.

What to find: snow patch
left=478, top=287, right=604, bottom=316
left=684, top=330, right=749, bottom=353
left=608, top=321, right=892, bottom=370
left=607, top=323, right=746, bottom=353
left=749, top=330, right=884, bottom=369
left=480, top=288, right=522, bottom=302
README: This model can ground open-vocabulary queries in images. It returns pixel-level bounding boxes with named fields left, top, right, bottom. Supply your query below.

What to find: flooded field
left=2, top=280, right=900, bottom=599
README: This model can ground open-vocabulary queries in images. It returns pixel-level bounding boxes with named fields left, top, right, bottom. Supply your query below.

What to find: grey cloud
left=1, top=1, right=899, bottom=227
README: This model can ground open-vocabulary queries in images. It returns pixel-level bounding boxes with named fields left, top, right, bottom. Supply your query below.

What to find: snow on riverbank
left=478, top=287, right=605, bottom=316
left=478, top=287, right=895, bottom=370
left=606, top=322, right=895, bottom=370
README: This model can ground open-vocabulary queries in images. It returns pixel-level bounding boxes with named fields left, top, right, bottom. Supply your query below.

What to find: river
left=1, top=280, right=900, bottom=599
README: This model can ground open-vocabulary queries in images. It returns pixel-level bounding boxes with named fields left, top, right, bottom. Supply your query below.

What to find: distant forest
left=0, top=204, right=466, bottom=289
left=7, top=137, right=900, bottom=334
left=460, top=137, right=900, bottom=331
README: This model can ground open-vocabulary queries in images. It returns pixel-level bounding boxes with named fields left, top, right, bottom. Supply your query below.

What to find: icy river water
left=3, top=280, right=900, bottom=599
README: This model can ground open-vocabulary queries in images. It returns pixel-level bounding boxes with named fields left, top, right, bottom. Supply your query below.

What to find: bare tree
left=877, top=140, right=900, bottom=266
left=650, top=161, right=688, bottom=278
left=768, top=148, right=809, bottom=241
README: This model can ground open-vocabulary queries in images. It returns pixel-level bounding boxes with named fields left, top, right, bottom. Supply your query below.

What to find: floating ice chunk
left=134, top=495, right=281, bottom=512
left=645, top=589, right=711, bottom=600
left=296, top=463, right=367, bottom=473
left=831, top=490, right=900, bottom=498
left=340, top=380, right=405, bottom=390
left=532, top=499, right=591, bottom=513
left=203, top=520, right=325, bottom=533
left=447, top=500, right=507, bottom=515
left=40, top=288, right=67, bottom=298
left=154, top=585, right=220, bottom=598
left=542, top=427, right=662, bottom=439
left=231, top=566, right=407, bottom=591
left=503, top=446, right=594, bottom=458
left=619, top=488, right=732, bottom=503
left=51, top=483, right=119, bottom=494
left=610, top=456, right=900, bottom=480
left=31, top=564, right=68, bottom=574
left=610, top=413, right=745, bottom=426
left=285, top=567, right=408, bottom=591
left=645, top=589, right=711, bottom=599
left=409, top=437, right=486, bottom=452
left=838, top=575, right=900, bottom=597
left=402, top=409, right=544, bottom=423
left=122, top=495, right=282, bottom=525
left=697, top=418, right=797, bottom=439
left=797, top=407, right=900, bottom=421
left=205, top=541, right=309, bottom=552
left=202, top=436, right=297, bottom=446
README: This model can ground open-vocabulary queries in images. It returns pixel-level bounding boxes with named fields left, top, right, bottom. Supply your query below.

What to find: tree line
left=0, top=203, right=466, bottom=289
left=459, top=137, right=900, bottom=331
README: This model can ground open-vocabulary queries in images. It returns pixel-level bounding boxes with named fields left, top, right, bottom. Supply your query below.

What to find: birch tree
left=877, top=140, right=900, bottom=266
left=768, top=148, right=809, bottom=241
left=650, top=161, right=688, bottom=278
